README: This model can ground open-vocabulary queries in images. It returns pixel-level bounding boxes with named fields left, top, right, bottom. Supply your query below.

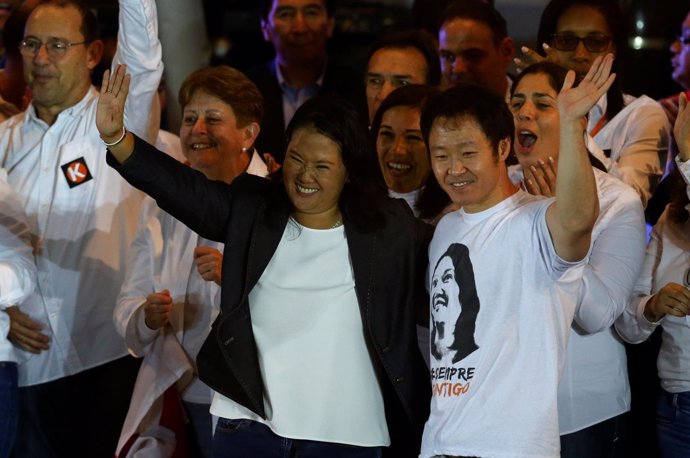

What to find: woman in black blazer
left=97, top=64, right=430, bottom=458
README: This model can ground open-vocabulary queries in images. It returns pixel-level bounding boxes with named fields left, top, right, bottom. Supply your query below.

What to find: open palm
left=96, top=64, right=131, bottom=142
left=557, top=54, right=615, bottom=123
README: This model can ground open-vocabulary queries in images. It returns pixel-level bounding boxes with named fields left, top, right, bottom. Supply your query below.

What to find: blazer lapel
left=242, top=199, right=291, bottom=297
left=345, top=224, right=379, bottom=319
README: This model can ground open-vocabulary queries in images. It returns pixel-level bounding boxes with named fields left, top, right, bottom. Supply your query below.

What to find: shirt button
left=382, top=346, right=392, bottom=354
left=395, top=376, right=405, bottom=384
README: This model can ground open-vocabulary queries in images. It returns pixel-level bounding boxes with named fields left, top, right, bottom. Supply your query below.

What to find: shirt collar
left=274, top=57, right=326, bottom=91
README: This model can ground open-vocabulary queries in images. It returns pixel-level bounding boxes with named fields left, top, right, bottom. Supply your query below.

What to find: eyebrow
left=512, top=92, right=556, bottom=100
left=366, top=71, right=415, bottom=79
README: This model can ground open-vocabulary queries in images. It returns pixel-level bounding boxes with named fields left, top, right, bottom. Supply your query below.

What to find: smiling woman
left=97, top=64, right=432, bottom=458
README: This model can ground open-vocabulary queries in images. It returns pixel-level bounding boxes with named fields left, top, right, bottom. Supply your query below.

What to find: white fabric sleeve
left=537, top=200, right=590, bottom=279
left=114, top=200, right=159, bottom=357
left=0, top=171, right=36, bottom=310
left=116, top=0, right=163, bottom=144
left=575, top=195, right=647, bottom=333
left=608, top=102, right=669, bottom=207
left=614, top=218, right=663, bottom=343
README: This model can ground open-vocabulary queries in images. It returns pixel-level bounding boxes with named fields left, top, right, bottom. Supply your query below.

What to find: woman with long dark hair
left=96, top=64, right=430, bottom=458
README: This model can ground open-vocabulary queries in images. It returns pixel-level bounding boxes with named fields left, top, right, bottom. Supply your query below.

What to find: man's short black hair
left=421, top=82, right=514, bottom=154
left=439, top=0, right=508, bottom=45
left=257, top=0, right=334, bottom=20
left=366, top=29, right=441, bottom=87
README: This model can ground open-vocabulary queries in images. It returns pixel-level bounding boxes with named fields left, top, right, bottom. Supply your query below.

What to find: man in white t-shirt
left=418, top=55, right=615, bottom=458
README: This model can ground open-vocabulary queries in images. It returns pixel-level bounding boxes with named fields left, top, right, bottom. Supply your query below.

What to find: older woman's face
left=376, top=105, right=430, bottom=194
left=179, top=89, right=249, bottom=182
left=283, top=127, right=348, bottom=226
left=510, top=72, right=560, bottom=170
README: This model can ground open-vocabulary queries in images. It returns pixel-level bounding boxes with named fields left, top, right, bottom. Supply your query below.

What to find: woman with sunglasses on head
left=615, top=94, right=690, bottom=458
left=517, top=0, right=670, bottom=208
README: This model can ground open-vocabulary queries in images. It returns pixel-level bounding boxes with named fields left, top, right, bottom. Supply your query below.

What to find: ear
left=260, top=18, right=271, bottom=42
left=86, top=39, right=104, bottom=71
left=242, top=122, right=261, bottom=151
left=497, top=137, right=511, bottom=161
left=498, top=36, right=515, bottom=62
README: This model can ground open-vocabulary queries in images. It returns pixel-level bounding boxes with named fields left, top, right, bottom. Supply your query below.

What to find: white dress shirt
left=0, top=0, right=162, bottom=386
left=615, top=200, right=690, bottom=393
left=589, top=93, right=670, bottom=207
left=508, top=163, right=647, bottom=434
left=0, top=170, right=37, bottom=363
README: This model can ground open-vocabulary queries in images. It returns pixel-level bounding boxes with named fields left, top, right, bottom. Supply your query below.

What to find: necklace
left=330, top=219, right=343, bottom=229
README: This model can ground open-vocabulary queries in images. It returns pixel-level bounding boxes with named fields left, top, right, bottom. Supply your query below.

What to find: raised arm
left=546, top=54, right=615, bottom=261
left=116, top=0, right=164, bottom=143
left=97, top=65, right=240, bottom=243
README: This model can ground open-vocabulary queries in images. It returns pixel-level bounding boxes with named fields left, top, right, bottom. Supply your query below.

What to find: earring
left=241, top=147, right=247, bottom=153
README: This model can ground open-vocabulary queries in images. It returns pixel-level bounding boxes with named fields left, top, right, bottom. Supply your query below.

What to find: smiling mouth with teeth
left=296, top=184, right=318, bottom=194
left=190, top=143, right=215, bottom=150
left=388, top=162, right=412, bottom=171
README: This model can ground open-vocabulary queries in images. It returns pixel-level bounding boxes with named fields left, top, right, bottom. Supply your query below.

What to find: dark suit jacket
left=109, top=135, right=431, bottom=456
left=246, top=60, right=365, bottom=163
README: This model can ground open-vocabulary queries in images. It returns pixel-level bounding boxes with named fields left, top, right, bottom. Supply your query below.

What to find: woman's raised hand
left=96, top=64, right=131, bottom=144
left=674, top=92, right=690, bottom=162
left=558, top=53, right=615, bottom=123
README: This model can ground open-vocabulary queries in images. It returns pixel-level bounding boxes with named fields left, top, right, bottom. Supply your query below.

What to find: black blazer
left=246, top=60, right=365, bottom=163
left=109, top=136, right=431, bottom=456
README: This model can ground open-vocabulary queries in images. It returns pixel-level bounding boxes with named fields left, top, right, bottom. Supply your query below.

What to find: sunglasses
left=550, top=33, right=612, bottom=52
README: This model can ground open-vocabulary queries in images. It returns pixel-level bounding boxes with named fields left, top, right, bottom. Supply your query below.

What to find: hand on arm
left=6, top=306, right=49, bottom=354
left=194, top=246, right=223, bottom=286
left=143, top=289, right=172, bottom=330
left=674, top=92, right=690, bottom=162
left=547, top=54, right=616, bottom=261
left=96, top=64, right=136, bottom=164
left=643, top=282, right=690, bottom=322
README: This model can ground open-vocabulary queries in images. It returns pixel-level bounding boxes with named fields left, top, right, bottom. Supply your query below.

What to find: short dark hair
left=421, top=83, right=513, bottom=152
left=537, top=0, right=626, bottom=119
left=30, top=0, right=101, bottom=43
left=418, top=83, right=513, bottom=218
left=179, top=66, right=264, bottom=127
left=257, top=0, right=334, bottom=20
left=366, top=29, right=441, bottom=87
left=285, top=95, right=387, bottom=230
left=439, top=0, right=508, bottom=45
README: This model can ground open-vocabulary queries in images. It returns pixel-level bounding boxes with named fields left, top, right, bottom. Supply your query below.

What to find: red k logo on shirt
left=61, top=157, right=93, bottom=188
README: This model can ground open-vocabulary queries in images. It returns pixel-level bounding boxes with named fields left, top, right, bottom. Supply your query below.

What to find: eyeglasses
left=19, top=37, right=91, bottom=58
left=550, top=34, right=612, bottom=52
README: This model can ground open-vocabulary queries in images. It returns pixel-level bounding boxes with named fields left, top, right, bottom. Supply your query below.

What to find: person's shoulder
left=595, top=168, right=642, bottom=205
left=244, top=61, right=276, bottom=83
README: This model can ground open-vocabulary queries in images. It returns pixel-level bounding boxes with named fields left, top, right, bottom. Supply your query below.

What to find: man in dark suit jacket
left=247, top=0, right=362, bottom=162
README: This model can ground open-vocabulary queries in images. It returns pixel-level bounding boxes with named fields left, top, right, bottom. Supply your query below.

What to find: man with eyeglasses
left=0, top=0, right=162, bottom=456
left=436, top=0, right=515, bottom=98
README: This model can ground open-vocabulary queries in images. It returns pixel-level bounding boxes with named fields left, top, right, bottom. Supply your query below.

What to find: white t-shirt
left=210, top=220, right=389, bottom=446
left=421, top=191, right=584, bottom=458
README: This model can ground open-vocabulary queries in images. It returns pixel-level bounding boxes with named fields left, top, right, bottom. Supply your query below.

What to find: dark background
left=86, top=0, right=690, bottom=100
